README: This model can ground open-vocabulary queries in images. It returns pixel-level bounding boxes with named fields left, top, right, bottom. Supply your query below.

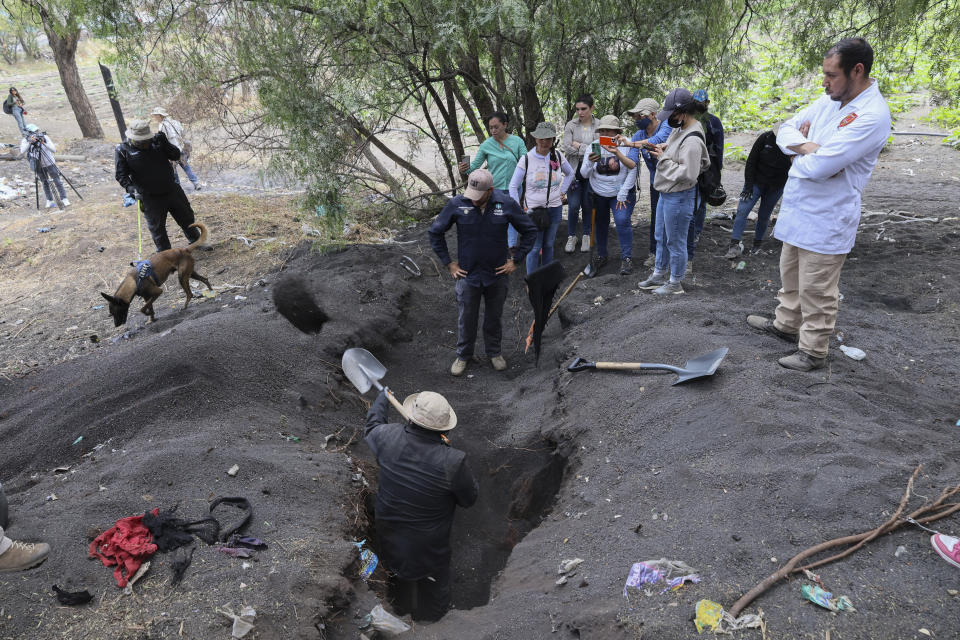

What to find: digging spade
left=567, top=347, right=729, bottom=385
left=342, top=348, right=409, bottom=418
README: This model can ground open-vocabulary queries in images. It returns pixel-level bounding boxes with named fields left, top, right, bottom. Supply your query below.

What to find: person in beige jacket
left=560, top=93, right=599, bottom=253
left=637, top=88, right=710, bottom=295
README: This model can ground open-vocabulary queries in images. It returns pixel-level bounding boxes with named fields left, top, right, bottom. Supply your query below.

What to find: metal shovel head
left=673, top=347, right=729, bottom=385
left=341, top=348, right=387, bottom=394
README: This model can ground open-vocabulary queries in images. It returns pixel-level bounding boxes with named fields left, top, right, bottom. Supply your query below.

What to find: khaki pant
left=774, top=243, right=847, bottom=358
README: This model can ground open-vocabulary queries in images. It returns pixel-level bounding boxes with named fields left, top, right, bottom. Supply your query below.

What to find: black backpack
left=2, top=100, right=12, bottom=115
left=679, top=130, right=726, bottom=207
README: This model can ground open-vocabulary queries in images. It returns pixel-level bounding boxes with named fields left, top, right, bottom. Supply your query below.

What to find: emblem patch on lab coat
left=838, top=113, right=858, bottom=128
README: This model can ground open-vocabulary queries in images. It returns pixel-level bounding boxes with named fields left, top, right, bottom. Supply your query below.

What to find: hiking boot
left=931, top=534, right=960, bottom=569
left=746, top=315, right=798, bottom=342
left=652, top=281, right=684, bottom=295
left=638, top=271, right=667, bottom=289
left=619, top=258, right=633, bottom=275
left=192, top=182, right=202, bottom=192
left=778, top=350, right=825, bottom=372
left=580, top=234, right=591, bottom=252
left=564, top=236, right=577, bottom=253
left=685, top=260, right=694, bottom=275
left=62, top=198, right=71, bottom=207
left=749, top=242, right=764, bottom=255
left=450, top=358, right=468, bottom=376
left=643, top=254, right=656, bottom=268
left=490, top=355, right=507, bottom=371
left=0, top=539, right=50, bottom=572
left=590, top=256, right=607, bottom=275
left=723, top=241, right=743, bottom=260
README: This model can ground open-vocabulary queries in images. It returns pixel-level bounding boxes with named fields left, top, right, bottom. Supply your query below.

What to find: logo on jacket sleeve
left=838, top=113, right=858, bottom=128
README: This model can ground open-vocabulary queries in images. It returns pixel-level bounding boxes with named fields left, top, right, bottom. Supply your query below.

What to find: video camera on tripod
left=25, top=129, right=82, bottom=211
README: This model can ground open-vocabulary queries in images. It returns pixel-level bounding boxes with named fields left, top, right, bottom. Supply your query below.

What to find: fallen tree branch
left=729, top=465, right=960, bottom=617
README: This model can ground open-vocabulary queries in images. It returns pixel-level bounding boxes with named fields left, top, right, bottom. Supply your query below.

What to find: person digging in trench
left=429, top=168, right=537, bottom=377
left=115, top=119, right=206, bottom=253
left=746, top=37, right=890, bottom=371
left=364, top=389, right=478, bottom=621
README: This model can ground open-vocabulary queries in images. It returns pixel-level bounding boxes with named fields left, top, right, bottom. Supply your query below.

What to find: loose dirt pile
left=2, top=113, right=960, bottom=639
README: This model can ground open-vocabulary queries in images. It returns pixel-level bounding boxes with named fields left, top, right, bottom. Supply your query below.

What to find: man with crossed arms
left=747, top=37, right=891, bottom=371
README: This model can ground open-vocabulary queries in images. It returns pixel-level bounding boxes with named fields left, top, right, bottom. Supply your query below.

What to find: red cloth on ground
left=89, top=508, right=159, bottom=587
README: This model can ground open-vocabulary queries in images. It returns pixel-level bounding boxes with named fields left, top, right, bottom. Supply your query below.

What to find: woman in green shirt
left=459, top=111, right=527, bottom=247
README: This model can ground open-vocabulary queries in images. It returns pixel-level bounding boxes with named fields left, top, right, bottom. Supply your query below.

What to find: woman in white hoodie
left=637, top=89, right=710, bottom=295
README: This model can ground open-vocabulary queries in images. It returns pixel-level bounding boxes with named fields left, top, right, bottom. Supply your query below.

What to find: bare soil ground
left=2, top=69, right=960, bottom=640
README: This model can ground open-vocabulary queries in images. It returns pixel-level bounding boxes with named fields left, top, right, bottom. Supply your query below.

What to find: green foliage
left=926, top=106, right=960, bottom=129
left=723, top=143, right=747, bottom=163
left=944, top=129, right=960, bottom=150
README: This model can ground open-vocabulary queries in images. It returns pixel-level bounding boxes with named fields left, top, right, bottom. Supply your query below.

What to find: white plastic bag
left=368, top=604, right=411, bottom=636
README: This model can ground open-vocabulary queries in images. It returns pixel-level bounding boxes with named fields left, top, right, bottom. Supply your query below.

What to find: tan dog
left=101, top=223, right=212, bottom=326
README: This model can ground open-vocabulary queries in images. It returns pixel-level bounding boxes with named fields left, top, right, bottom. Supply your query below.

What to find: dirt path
left=1, top=93, right=960, bottom=640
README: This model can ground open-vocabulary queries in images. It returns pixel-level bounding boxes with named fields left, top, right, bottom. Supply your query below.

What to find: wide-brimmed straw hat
left=596, top=115, right=623, bottom=132
left=402, top=391, right=458, bottom=431
left=125, top=119, right=154, bottom=142
left=150, top=107, right=169, bottom=117
left=531, top=122, right=557, bottom=139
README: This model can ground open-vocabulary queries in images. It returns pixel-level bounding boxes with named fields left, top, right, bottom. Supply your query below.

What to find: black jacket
left=429, top=190, right=537, bottom=287
left=744, top=130, right=791, bottom=189
left=363, top=391, right=478, bottom=580
left=115, top=132, right=181, bottom=196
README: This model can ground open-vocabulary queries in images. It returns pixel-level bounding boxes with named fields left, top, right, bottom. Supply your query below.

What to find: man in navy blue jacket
left=430, top=168, right=537, bottom=376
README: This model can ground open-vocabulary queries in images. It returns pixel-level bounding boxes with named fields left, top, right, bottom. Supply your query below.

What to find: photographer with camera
left=20, top=124, right=69, bottom=208
left=115, top=119, right=203, bottom=252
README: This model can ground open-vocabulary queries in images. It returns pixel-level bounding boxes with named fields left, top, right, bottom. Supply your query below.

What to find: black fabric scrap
left=209, top=497, right=252, bottom=542
left=169, top=546, right=194, bottom=586
left=524, top=261, right=566, bottom=365
left=52, top=585, right=93, bottom=606
left=143, top=507, right=219, bottom=551
left=227, top=534, right=267, bottom=550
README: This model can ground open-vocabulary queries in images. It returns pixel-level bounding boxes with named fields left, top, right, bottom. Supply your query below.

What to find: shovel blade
left=342, top=348, right=387, bottom=394
left=672, top=347, right=729, bottom=385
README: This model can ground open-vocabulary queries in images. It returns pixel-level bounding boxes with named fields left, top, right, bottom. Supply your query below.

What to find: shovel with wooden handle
left=567, top=347, right=729, bottom=385
left=342, top=348, right=408, bottom=418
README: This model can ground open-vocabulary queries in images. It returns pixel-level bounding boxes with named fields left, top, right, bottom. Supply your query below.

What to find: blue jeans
left=566, top=179, right=592, bottom=237
left=592, top=191, right=635, bottom=259
left=11, top=106, right=26, bottom=133
left=526, top=206, right=563, bottom=273
left=686, top=188, right=706, bottom=259
left=731, top=184, right=783, bottom=244
left=176, top=160, right=199, bottom=184
left=501, top=189, right=521, bottom=247
left=655, top=187, right=697, bottom=280
left=455, top=277, right=509, bottom=358
left=648, top=182, right=660, bottom=253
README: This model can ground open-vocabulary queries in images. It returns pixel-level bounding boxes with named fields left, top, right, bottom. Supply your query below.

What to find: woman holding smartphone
left=4, top=88, right=28, bottom=134
left=578, top=115, right=638, bottom=276
left=636, top=89, right=709, bottom=295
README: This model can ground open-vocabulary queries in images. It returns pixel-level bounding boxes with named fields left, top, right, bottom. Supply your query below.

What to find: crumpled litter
left=363, top=604, right=410, bottom=636
left=355, top=539, right=378, bottom=581
left=801, top=584, right=856, bottom=612
left=623, top=558, right=700, bottom=596
left=839, top=345, right=866, bottom=360
left=220, top=605, right=256, bottom=638
left=693, top=599, right=765, bottom=634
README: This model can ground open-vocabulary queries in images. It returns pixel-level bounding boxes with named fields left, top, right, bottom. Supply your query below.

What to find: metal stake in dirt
left=99, top=62, right=128, bottom=141
left=136, top=199, right=144, bottom=260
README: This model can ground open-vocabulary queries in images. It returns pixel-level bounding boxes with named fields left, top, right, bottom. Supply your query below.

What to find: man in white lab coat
left=747, top=38, right=891, bottom=371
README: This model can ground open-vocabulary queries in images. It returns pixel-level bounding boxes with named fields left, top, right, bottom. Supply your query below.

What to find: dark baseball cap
left=656, top=88, right=694, bottom=123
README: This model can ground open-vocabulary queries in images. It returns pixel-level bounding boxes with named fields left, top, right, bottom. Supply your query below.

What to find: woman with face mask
left=636, top=89, right=709, bottom=295
left=618, top=98, right=674, bottom=267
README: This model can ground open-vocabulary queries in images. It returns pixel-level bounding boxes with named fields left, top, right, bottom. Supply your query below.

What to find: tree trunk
left=18, top=31, right=41, bottom=60
left=42, top=24, right=104, bottom=138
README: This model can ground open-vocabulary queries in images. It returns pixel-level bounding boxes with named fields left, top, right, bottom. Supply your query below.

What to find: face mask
left=635, top=117, right=651, bottom=130
left=667, top=113, right=684, bottom=128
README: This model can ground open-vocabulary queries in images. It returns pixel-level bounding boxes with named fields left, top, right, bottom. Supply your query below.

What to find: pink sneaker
left=931, top=534, right=960, bottom=569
